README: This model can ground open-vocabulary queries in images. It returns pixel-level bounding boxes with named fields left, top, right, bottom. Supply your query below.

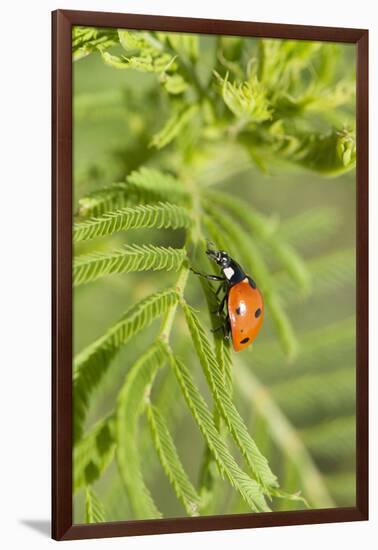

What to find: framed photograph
left=52, top=9, right=368, bottom=541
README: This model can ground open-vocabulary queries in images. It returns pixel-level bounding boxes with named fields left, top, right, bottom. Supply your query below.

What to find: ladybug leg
left=190, top=267, right=225, bottom=282
left=212, top=316, right=231, bottom=338
left=211, top=283, right=227, bottom=315
left=215, top=282, right=226, bottom=296
left=223, top=316, right=231, bottom=340
left=213, top=292, right=227, bottom=316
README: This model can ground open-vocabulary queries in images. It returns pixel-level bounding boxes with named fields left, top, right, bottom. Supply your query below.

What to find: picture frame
left=52, top=9, right=369, bottom=541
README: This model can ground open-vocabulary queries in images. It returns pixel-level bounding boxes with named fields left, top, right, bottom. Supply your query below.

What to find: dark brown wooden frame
left=52, top=9, right=369, bottom=541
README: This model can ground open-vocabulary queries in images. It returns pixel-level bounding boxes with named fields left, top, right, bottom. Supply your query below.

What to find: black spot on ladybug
left=240, top=337, right=250, bottom=344
left=236, top=306, right=241, bottom=315
left=255, top=308, right=261, bottom=318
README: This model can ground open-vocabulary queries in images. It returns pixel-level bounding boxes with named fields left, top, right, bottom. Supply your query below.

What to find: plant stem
left=158, top=265, right=189, bottom=344
left=157, top=174, right=203, bottom=349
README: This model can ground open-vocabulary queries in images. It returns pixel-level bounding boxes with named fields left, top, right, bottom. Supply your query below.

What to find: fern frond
left=181, top=301, right=278, bottom=491
left=194, top=250, right=233, bottom=391
left=150, top=104, right=199, bottom=149
left=74, top=245, right=186, bottom=286
left=204, top=211, right=298, bottom=358
left=279, top=207, right=341, bottom=247
left=214, top=71, right=272, bottom=123
left=147, top=404, right=201, bottom=516
left=72, top=26, right=118, bottom=61
left=118, top=30, right=164, bottom=55
left=165, top=348, right=270, bottom=512
left=101, top=50, right=175, bottom=73
left=76, top=168, right=189, bottom=219
left=85, top=487, right=106, bottom=523
left=277, top=127, right=356, bottom=176
left=73, top=289, right=178, bottom=441
left=74, top=414, right=115, bottom=492
left=73, top=202, right=192, bottom=242
left=116, top=343, right=165, bottom=519
left=127, top=168, right=189, bottom=203
left=271, top=367, right=356, bottom=427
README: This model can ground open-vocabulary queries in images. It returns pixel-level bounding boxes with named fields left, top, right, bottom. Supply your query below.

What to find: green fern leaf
left=298, top=128, right=356, bottom=175
left=74, top=245, right=186, bottom=286
left=116, top=344, right=165, bottom=519
left=85, top=487, right=106, bottom=523
left=147, top=404, right=201, bottom=516
left=74, top=202, right=192, bottom=242
left=118, top=30, right=164, bottom=55
left=198, top=276, right=233, bottom=391
left=165, top=348, right=270, bottom=512
left=101, top=50, right=175, bottom=73
left=181, top=301, right=278, bottom=490
left=72, top=27, right=118, bottom=61
left=150, top=104, right=199, bottom=149
left=270, top=126, right=356, bottom=176
left=128, top=167, right=189, bottom=202
left=214, top=71, right=272, bottom=123
left=74, top=415, right=115, bottom=492
left=76, top=168, right=189, bottom=219
left=76, top=183, right=132, bottom=219
left=74, top=289, right=178, bottom=441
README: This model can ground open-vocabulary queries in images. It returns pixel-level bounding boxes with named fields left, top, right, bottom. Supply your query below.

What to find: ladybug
left=191, top=247, right=264, bottom=352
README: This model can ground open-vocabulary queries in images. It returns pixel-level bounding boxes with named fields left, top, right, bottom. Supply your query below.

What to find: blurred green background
left=72, top=30, right=356, bottom=523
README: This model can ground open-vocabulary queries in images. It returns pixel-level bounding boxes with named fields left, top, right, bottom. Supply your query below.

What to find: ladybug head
left=206, top=247, right=231, bottom=268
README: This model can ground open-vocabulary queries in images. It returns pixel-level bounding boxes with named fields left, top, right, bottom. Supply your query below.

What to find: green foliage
left=85, top=487, right=106, bottom=523
left=74, top=414, right=115, bottom=492
left=77, top=168, right=189, bottom=218
left=74, top=202, right=192, bottom=242
left=116, top=344, right=165, bottom=519
left=72, top=27, right=118, bottom=61
left=74, top=244, right=186, bottom=286
left=74, top=289, right=178, bottom=441
left=214, top=71, right=272, bottom=123
left=166, top=349, right=269, bottom=512
left=72, top=28, right=356, bottom=522
left=150, top=104, right=199, bottom=149
left=147, top=404, right=201, bottom=516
